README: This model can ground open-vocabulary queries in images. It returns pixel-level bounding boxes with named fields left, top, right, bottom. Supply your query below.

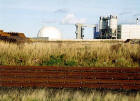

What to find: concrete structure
left=109, top=15, right=118, bottom=38
left=99, top=17, right=108, bottom=30
left=75, top=24, right=96, bottom=39
left=99, top=15, right=117, bottom=39
left=109, top=15, right=117, bottom=33
left=75, top=15, right=118, bottom=40
left=75, top=15, right=140, bottom=40
left=75, top=24, right=84, bottom=39
left=99, top=17, right=109, bottom=38
left=118, top=25, right=140, bottom=40
left=38, top=26, right=61, bottom=40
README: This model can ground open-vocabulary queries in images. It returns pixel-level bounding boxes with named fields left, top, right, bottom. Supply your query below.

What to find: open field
left=0, top=41, right=140, bottom=100
left=0, top=88, right=140, bottom=101
left=0, top=40, right=140, bottom=67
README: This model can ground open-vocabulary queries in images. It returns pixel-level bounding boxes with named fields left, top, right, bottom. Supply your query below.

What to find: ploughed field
left=1, top=66, right=140, bottom=90
left=0, top=40, right=139, bottom=67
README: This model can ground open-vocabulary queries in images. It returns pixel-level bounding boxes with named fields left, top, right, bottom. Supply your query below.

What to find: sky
left=0, top=0, right=140, bottom=39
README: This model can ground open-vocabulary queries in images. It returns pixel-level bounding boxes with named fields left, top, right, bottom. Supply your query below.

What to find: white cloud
left=61, top=13, right=86, bottom=24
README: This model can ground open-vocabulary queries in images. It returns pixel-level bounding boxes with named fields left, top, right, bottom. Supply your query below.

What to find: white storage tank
left=37, top=26, right=62, bottom=40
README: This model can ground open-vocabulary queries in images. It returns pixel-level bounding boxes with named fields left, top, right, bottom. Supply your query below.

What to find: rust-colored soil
left=0, top=66, right=140, bottom=90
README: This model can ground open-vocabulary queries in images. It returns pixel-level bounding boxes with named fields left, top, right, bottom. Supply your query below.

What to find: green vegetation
left=0, top=41, right=140, bottom=67
left=0, top=88, right=139, bottom=101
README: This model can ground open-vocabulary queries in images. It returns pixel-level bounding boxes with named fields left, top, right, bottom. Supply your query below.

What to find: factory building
left=118, top=25, right=140, bottom=40
left=97, top=15, right=140, bottom=40
left=94, top=26, right=100, bottom=39
left=75, top=15, right=118, bottom=39
left=99, top=15, right=118, bottom=39
left=75, top=15, right=140, bottom=40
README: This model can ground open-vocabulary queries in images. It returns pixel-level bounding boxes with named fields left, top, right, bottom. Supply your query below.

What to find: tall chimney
left=136, top=18, right=139, bottom=24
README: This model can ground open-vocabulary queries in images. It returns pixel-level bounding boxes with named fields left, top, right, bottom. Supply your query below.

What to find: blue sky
left=0, top=0, right=140, bottom=39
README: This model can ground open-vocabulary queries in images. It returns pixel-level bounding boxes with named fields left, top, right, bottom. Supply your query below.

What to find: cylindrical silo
left=99, top=17, right=103, bottom=30
left=109, top=15, right=117, bottom=34
left=99, top=17, right=108, bottom=30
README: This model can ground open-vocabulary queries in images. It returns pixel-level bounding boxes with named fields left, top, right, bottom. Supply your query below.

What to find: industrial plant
left=34, top=14, right=140, bottom=41
left=75, top=15, right=140, bottom=40
left=0, top=15, right=140, bottom=42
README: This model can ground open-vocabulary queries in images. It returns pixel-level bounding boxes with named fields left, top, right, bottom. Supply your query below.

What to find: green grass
left=0, top=41, right=140, bottom=67
left=0, top=88, right=139, bottom=101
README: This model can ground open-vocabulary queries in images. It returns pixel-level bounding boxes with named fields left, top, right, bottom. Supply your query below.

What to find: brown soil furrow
left=0, top=66, right=140, bottom=90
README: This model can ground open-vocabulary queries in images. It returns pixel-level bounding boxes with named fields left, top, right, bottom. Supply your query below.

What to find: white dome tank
left=37, top=26, right=62, bottom=40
